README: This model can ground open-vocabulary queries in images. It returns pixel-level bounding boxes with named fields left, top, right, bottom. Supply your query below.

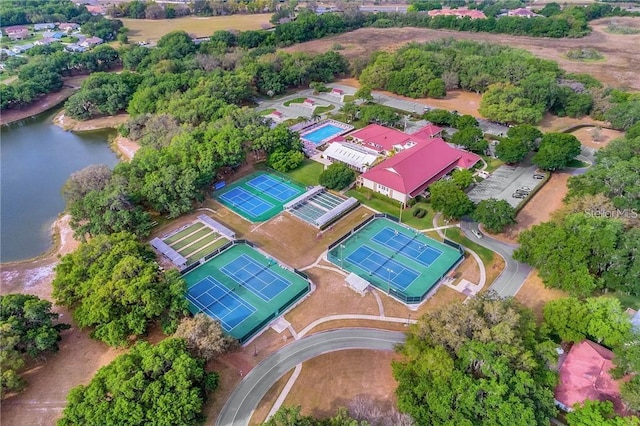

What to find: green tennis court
left=328, top=217, right=463, bottom=304
left=182, top=243, right=311, bottom=343
left=214, top=172, right=306, bottom=222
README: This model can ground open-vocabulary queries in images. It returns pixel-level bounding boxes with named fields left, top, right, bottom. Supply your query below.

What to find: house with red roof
left=508, top=8, right=543, bottom=18
left=428, top=8, right=486, bottom=19
left=358, top=137, right=480, bottom=204
left=555, top=340, right=627, bottom=414
left=58, top=23, right=80, bottom=32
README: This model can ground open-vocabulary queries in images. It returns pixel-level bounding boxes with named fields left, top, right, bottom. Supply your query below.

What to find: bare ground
left=569, top=126, right=625, bottom=149
left=285, top=17, right=640, bottom=91
left=515, top=271, right=568, bottom=321
left=53, top=111, right=129, bottom=132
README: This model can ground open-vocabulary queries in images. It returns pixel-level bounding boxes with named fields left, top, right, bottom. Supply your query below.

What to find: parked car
left=515, top=190, right=530, bottom=196
left=471, top=229, right=483, bottom=239
left=512, top=193, right=526, bottom=199
left=520, top=186, right=531, bottom=191
left=533, top=174, right=545, bottom=179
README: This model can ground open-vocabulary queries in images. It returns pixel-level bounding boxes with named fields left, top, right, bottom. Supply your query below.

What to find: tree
left=173, top=314, right=238, bottom=361
left=264, top=406, right=368, bottom=426
left=354, top=85, right=373, bottom=103
left=62, top=164, right=112, bottom=204
left=472, top=198, right=517, bottom=233
left=394, top=293, right=558, bottom=426
left=319, top=163, right=355, bottom=190
left=567, top=400, right=640, bottom=426
left=514, top=213, right=626, bottom=296
left=268, top=150, right=305, bottom=173
left=429, top=180, right=474, bottom=219
left=496, top=137, right=530, bottom=164
left=533, top=133, right=582, bottom=171
left=423, top=109, right=456, bottom=126
left=58, top=339, right=218, bottom=426
left=0, top=294, right=70, bottom=396
left=451, top=127, right=487, bottom=153
left=479, top=82, right=545, bottom=124
left=52, top=232, right=188, bottom=347
left=451, top=168, right=473, bottom=189
left=621, top=376, right=640, bottom=412
left=507, top=124, right=543, bottom=150
left=542, top=297, right=631, bottom=347
left=454, top=114, right=479, bottom=130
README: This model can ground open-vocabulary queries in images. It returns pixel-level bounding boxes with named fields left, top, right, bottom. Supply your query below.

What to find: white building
left=323, top=142, right=381, bottom=173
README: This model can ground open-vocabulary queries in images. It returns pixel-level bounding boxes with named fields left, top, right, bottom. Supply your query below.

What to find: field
left=284, top=17, right=640, bottom=90
left=121, top=15, right=272, bottom=43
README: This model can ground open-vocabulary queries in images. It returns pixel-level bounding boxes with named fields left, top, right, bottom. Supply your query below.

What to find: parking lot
left=468, top=163, right=546, bottom=208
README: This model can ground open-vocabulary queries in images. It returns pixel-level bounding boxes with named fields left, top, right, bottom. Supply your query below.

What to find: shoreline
left=52, top=110, right=130, bottom=132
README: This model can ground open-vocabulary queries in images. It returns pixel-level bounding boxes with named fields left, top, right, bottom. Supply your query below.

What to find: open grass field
left=283, top=159, right=324, bottom=186
left=121, top=15, right=272, bottom=42
left=284, top=18, right=640, bottom=90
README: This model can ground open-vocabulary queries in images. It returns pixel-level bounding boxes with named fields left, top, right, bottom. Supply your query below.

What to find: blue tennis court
left=302, top=124, right=344, bottom=145
left=247, top=174, right=300, bottom=202
left=220, top=254, right=290, bottom=301
left=219, top=187, right=274, bottom=219
left=346, top=245, right=419, bottom=290
left=372, top=227, right=443, bottom=267
left=187, top=277, right=255, bottom=331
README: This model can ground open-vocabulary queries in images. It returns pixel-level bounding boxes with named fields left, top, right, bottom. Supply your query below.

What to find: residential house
left=11, top=43, right=34, bottom=54
left=428, top=8, right=487, bottom=19
left=35, top=37, right=56, bottom=46
left=358, top=136, right=480, bottom=204
left=507, top=8, right=543, bottom=18
left=80, top=36, right=103, bottom=48
left=7, top=29, right=30, bottom=41
left=42, top=31, right=64, bottom=39
left=58, top=23, right=80, bottom=32
left=555, top=340, right=627, bottom=414
left=86, top=5, right=107, bottom=15
left=65, top=44, right=86, bottom=53
left=33, top=23, right=56, bottom=31
left=1, top=48, right=15, bottom=57
left=323, top=142, right=382, bottom=173
left=4, top=25, right=28, bottom=36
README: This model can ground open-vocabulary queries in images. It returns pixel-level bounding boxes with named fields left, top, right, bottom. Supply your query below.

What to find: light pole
left=399, top=202, right=404, bottom=223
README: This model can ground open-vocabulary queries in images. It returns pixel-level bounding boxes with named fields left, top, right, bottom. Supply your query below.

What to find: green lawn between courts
left=283, top=159, right=324, bottom=186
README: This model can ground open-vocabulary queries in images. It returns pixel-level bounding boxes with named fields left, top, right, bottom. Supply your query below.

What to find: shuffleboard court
left=182, top=243, right=311, bottom=343
left=372, top=227, right=443, bottom=267
left=214, top=172, right=305, bottom=222
left=328, top=217, right=463, bottom=304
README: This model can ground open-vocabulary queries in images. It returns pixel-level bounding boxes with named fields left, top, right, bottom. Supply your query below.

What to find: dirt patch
left=569, top=126, right=625, bottom=149
left=286, top=19, right=640, bottom=90
left=487, top=172, right=571, bottom=244
left=538, top=113, right=607, bottom=133
left=515, top=271, right=568, bottom=322
left=113, top=135, right=141, bottom=161
left=53, top=111, right=129, bottom=132
left=274, top=349, right=401, bottom=422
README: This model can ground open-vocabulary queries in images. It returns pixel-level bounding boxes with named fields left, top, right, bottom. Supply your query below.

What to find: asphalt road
left=216, top=328, right=406, bottom=426
left=460, top=219, right=532, bottom=297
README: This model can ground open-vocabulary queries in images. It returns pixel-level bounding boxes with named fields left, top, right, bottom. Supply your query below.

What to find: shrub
left=412, top=207, right=427, bottom=218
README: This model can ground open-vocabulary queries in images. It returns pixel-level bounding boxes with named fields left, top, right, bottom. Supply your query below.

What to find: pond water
left=0, top=109, right=119, bottom=262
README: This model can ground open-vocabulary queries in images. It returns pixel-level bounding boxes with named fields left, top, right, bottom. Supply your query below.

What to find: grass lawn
left=608, top=292, right=640, bottom=310
left=565, top=158, right=590, bottom=168
left=343, top=95, right=355, bottom=102
left=444, top=227, right=495, bottom=265
left=284, top=159, right=324, bottom=186
left=314, top=105, right=334, bottom=114
left=346, top=187, right=435, bottom=229
left=259, top=108, right=275, bottom=116
left=481, top=155, right=504, bottom=173
left=283, top=97, right=306, bottom=107
left=121, top=15, right=271, bottom=42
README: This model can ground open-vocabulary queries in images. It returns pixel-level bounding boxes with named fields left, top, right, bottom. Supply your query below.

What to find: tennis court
left=182, top=243, right=311, bottom=343
left=214, top=172, right=305, bottom=222
left=328, top=217, right=463, bottom=304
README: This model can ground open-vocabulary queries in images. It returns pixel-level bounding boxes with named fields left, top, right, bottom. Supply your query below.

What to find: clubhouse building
left=324, top=123, right=480, bottom=204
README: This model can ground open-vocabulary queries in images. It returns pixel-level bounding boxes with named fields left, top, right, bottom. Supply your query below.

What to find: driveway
left=460, top=219, right=532, bottom=297
left=216, top=328, right=405, bottom=426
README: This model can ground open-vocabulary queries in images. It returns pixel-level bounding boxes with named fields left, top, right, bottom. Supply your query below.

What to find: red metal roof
left=556, top=341, right=626, bottom=414
left=411, top=124, right=444, bottom=139
left=360, top=138, right=479, bottom=196
left=348, top=124, right=414, bottom=152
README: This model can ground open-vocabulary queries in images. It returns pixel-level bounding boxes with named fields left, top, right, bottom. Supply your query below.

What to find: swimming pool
left=301, top=124, right=344, bottom=145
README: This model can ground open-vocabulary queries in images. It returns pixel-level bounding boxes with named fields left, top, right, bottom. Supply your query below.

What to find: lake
left=0, top=109, right=119, bottom=263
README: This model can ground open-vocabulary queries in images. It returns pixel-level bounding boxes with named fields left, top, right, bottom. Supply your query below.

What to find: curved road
left=460, top=219, right=532, bottom=297
left=216, top=328, right=406, bottom=426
